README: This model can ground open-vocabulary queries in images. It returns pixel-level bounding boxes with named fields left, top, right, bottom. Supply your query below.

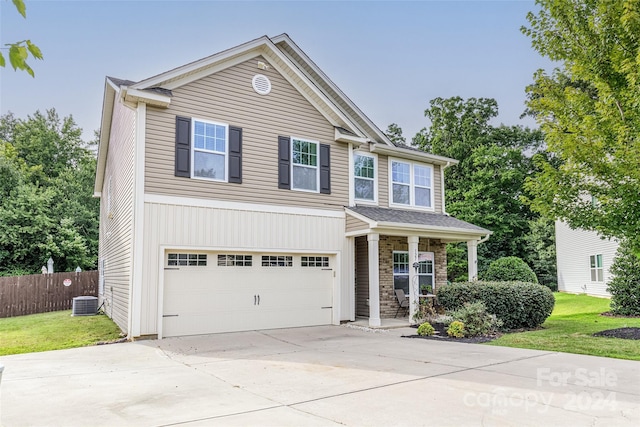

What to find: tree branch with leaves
left=1, top=0, right=43, bottom=77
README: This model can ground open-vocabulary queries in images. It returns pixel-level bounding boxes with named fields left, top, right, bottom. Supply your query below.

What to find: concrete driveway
left=1, top=325, right=639, bottom=426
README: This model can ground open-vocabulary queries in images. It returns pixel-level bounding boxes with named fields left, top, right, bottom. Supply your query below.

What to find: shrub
left=417, top=322, right=435, bottom=336
left=447, top=321, right=465, bottom=338
left=448, top=302, right=502, bottom=337
left=437, top=281, right=555, bottom=329
left=483, top=256, right=538, bottom=283
left=607, top=240, right=640, bottom=316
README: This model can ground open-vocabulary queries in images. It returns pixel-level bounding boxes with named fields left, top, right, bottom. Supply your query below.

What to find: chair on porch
left=394, top=289, right=409, bottom=318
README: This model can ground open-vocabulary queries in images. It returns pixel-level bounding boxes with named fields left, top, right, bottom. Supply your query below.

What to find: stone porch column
left=367, top=233, right=381, bottom=327
left=408, top=235, right=419, bottom=323
left=467, top=239, right=478, bottom=281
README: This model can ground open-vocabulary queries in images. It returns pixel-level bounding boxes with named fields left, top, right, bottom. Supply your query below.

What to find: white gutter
left=370, top=144, right=459, bottom=166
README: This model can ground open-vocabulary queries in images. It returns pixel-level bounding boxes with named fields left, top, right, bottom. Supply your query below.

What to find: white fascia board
left=344, top=208, right=377, bottom=226
left=375, top=220, right=491, bottom=238
left=370, top=144, right=459, bottom=166
left=131, top=36, right=271, bottom=90
left=94, top=79, right=117, bottom=196
left=259, top=44, right=364, bottom=133
left=271, top=34, right=394, bottom=146
left=144, top=193, right=346, bottom=218
left=335, top=128, right=367, bottom=145
left=122, top=88, right=171, bottom=108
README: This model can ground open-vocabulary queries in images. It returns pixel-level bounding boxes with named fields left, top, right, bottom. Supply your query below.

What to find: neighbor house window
left=192, top=119, right=227, bottom=181
left=354, top=153, right=376, bottom=202
left=291, top=138, right=319, bottom=192
left=217, top=255, right=252, bottom=266
left=301, top=256, right=329, bottom=267
left=390, top=159, right=433, bottom=209
left=168, top=253, right=207, bottom=266
left=262, top=255, right=293, bottom=267
left=393, top=251, right=435, bottom=295
left=590, top=254, right=603, bottom=281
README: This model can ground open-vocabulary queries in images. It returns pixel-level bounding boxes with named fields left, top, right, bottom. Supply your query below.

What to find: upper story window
left=192, top=119, right=227, bottom=181
left=291, top=138, right=319, bottom=192
left=390, top=158, right=433, bottom=209
left=278, top=135, right=330, bottom=194
left=590, top=254, right=603, bottom=282
left=354, top=153, right=377, bottom=202
left=175, top=115, right=242, bottom=183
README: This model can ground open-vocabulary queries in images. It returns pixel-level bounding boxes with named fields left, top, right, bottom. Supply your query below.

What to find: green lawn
left=487, top=293, right=640, bottom=360
left=0, top=310, right=123, bottom=356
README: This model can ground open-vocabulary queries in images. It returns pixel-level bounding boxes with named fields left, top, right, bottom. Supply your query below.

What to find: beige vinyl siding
left=138, top=201, right=347, bottom=335
left=555, top=221, right=618, bottom=297
left=145, top=55, right=348, bottom=210
left=376, top=154, right=443, bottom=213
left=98, top=98, right=136, bottom=333
left=355, top=236, right=369, bottom=317
left=346, top=214, right=370, bottom=233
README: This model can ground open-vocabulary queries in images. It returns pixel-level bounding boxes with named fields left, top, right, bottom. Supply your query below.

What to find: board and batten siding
left=144, top=55, right=348, bottom=210
left=99, top=98, right=136, bottom=333
left=138, top=201, right=349, bottom=335
left=555, top=221, right=618, bottom=297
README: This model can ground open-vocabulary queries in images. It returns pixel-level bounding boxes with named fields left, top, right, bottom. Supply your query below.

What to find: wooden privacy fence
left=0, top=271, right=98, bottom=318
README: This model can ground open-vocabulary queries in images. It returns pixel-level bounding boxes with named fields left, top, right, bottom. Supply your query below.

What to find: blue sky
left=0, top=0, right=554, bottom=142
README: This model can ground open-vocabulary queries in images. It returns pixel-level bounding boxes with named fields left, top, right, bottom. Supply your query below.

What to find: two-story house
left=95, top=34, right=491, bottom=339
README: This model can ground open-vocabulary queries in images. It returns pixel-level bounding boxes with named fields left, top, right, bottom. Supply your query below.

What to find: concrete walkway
left=1, top=325, right=638, bottom=426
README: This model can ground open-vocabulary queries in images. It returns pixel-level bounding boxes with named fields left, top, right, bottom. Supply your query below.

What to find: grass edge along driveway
left=488, top=293, right=640, bottom=361
left=0, top=310, right=122, bottom=356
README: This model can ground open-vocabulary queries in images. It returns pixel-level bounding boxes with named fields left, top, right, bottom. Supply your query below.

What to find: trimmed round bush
left=437, top=281, right=555, bottom=329
left=417, top=322, right=435, bottom=336
left=447, top=321, right=465, bottom=338
left=483, top=256, right=538, bottom=283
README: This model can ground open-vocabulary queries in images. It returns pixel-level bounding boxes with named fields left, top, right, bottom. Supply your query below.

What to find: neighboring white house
left=555, top=221, right=619, bottom=297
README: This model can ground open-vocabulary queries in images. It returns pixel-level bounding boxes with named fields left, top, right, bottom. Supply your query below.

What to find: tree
left=522, top=0, right=640, bottom=253
left=607, top=239, right=640, bottom=316
left=414, top=97, right=550, bottom=279
left=1, top=0, right=43, bottom=76
left=385, top=123, right=406, bottom=145
left=0, top=109, right=98, bottom=275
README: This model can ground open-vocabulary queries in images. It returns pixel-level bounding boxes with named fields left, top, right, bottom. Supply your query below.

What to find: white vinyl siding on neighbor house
left=144, top=56, right=349, bottom=210
left=388, top=158, right=434, bottom=210
left=192, top=119, right=228, bottom=181
left=555, top=221, right=618, bottom=297
left=98, top=96, right=137, bottom=333
left=353, top=152, right=377, bottom=203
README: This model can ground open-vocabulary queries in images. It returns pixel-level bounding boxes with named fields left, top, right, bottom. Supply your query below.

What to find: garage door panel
left=163, top=253, right=334, bottom=337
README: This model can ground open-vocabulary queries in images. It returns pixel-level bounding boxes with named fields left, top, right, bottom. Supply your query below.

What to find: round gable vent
left=252, top=74, right=272, bottom=95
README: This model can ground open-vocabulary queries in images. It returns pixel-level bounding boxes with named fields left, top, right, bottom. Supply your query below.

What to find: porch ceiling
left=345, top=206, right=491, bottom=242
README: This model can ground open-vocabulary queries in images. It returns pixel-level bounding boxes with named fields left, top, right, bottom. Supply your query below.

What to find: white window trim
left=388, top=157, right=435, bottom=211
left=290, top=136, right=320, bottom=193
left=191, top=118, right=228, bottom=182
left=393, top=251, right=434, bottom=287
left=353, top=151, right=378, bottom=204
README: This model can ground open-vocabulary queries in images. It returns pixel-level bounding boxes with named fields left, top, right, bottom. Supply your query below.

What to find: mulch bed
left=402, top=322, right=500, bottom=344
left=592, top=327, right=640, bottom=340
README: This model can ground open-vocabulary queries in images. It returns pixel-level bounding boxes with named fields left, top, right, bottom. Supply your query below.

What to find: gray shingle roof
left=107, top=77, right=173, bottom=97
left=347, top=206, right=490, bottom=234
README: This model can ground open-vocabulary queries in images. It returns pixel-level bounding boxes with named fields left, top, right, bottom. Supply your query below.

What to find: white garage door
left=162, top=252, right=333, bottom=337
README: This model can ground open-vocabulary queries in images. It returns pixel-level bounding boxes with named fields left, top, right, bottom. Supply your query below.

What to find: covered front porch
left=345, top=206, right=491, bottom=327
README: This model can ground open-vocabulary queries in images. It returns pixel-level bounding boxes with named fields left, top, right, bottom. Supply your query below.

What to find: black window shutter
left=320, top=143, right=331, bottom=194
left=175, top=116, right=191, bottom=177
left=228, top=126, right=242, bottom=183
left=278, top=136, right=291, bottom=189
